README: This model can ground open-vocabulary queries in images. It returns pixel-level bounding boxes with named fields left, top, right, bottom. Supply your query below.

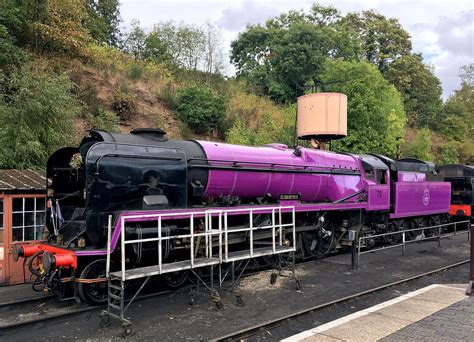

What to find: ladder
left=101, top=206, right=296, bottom=336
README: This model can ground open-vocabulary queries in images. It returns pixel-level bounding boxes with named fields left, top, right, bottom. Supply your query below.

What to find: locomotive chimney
left=296, top=93, right=347, bottom=149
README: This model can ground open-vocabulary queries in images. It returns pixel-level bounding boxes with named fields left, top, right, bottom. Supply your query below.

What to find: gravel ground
left=0, top=234, right=470, bottom=341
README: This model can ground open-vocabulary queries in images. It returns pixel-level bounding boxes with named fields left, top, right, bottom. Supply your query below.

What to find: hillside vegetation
left=0, top=1, right=472, bottom=169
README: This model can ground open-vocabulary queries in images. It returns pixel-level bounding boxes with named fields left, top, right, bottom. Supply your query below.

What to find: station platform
left=284, top=283, right=472, bottom=342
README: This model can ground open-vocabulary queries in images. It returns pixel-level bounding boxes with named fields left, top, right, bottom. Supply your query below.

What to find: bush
left=86, top=43, right=172, bottom=81
left=0, top=64, right=80, bottom=168
left=438, top=145, right=459, bottom=164
left=156, top=82, right=178, bottom=109
left=110, top=85, right=137, bottom=121
left=224, top=81, right=296, bottom=146
left=176, top=85, right=227, bottom=134
left=401, top=128, right=433, bottom=161
left=0, top=25, right=26, bottom=69
left=86, top=108, right=119, bottom=132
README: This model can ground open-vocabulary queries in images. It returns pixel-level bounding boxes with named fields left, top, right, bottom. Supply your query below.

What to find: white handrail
left=111, top=205, right=296, bottom=279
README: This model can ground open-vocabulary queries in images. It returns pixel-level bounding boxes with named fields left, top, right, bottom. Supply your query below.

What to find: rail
left=106, top=205, right=296, bottom=281
left=352, top=220, right=472, bottom=269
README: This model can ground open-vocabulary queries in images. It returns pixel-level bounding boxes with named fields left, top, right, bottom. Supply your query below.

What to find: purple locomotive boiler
left=13, top=93, right=451, bottom=305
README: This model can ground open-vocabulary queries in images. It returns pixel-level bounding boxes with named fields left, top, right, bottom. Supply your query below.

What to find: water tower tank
left=297, top=93, right=347, bottom=141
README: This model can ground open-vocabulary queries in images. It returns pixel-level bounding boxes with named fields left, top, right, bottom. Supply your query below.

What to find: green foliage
left=438, top=145, right=459, bottom=164
left=123, top=20, right=146, bottom=59
left=320, top=59, right=405, bottom=156
left=401, top=128, right=433, bottom=161
left=34, top=0, right=91, bottom=56
left=225, top=81, right=296, bottom=146
left=85, top=0, right=121, bottom=47
left=0, top=64, right=80, bottom=168
left=341, top=10, right=412, bottom=73
left=230, top=4, right=361, bottom=103
left=0, top=24, right=26, bottom=68
left=156, top=82, right=179, bottom=109
left=225, top=119, right=253, bottom=145
left=110, top=84, right=137, bottom=121
left=384, top=54, right=442, bottom=128
left=432, top=71, right=474, bottom=163
left=176, top=85, right=227, bottom=134
left=86, top=43, right=171, bottom=81
left=0, top=0, right=37, bottom=47
left=178, top=123, right=193, bottom=139
left=86, top=107, right=119, bottom=132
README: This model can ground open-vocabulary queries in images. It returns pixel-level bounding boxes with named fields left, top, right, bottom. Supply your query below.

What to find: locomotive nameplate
left=279, top=194, right=301, bottom=201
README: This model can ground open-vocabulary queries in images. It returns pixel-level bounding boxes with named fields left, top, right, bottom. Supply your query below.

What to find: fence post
left=467, top=224, right=474, bottom=296
left=350, top=229, right=358, bottom=270
left=402, top=232, right=406, bottom=256
left=438, top=226, right=441, bottom=248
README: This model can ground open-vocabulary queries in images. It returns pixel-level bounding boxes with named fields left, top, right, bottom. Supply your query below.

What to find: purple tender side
left=390, top=181, right=451, bottom=218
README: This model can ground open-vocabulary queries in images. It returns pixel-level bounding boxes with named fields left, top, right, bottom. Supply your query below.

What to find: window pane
left=12, top=213, right=23, bottom=227
left=25, top=212, right=34, bottom=226
left=12, top=228, right=23, bottom=242
left=0, top=199, right=3, bottom=213
left=25, top=198, right=35, bottom=211
left=0, top=213, right=3, bottom=228
left=36, top=198, right=46, bottom=211
left=13, top=198, right=23, bottom=212
left=24, top=226, right=35, bottom=241
left=0, top=229, right=3, bottom=243
left=36, top=212, right=46, bottom=226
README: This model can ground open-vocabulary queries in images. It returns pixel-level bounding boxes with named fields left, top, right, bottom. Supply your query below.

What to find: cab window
left=362, top=161, right=374, bottom=180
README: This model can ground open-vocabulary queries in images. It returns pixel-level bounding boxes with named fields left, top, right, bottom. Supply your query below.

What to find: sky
left=120, top=0, right=474, bottom=99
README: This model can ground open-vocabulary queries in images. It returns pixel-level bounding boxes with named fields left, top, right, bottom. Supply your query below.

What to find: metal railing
left=106, top=206, right=296, bottom=282
left=353, top=220, right=471, bottom=269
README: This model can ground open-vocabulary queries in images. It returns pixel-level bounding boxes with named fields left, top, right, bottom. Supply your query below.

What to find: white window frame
left=12, top=197, right=46, bottom=242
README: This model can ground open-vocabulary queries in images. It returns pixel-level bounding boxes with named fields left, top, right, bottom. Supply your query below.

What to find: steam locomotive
left=13, top=128, right=451, bottom=304
left=438, top=164, right=474, bottom=220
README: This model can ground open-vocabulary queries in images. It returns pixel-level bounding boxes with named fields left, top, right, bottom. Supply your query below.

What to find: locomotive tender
left=13, top=128, right=451, bottom=304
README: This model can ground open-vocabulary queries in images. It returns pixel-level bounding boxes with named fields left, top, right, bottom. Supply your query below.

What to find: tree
left=123, top=20, right=146, bottom=59
left=342, top=10, right=412, bottom=73
left=202, top=21, right=224, bottom=75
left=230, top=4, right=361, bottom=103
left=401, top=128, right=433, bottom=161
left=0, top=24, right=26, bottom=69
left=176, top=85, right=227, bottom=134
left=34, top=0, right=91, bottom=56
left=85, top=0, right=121, bottom=46
left=384, top=54, right=442, bottom=127
left=434, top=66, right=474, bottom=163
left=0, top=64, right=80, bottom=168
left=320, top=59, right=406, bottom=157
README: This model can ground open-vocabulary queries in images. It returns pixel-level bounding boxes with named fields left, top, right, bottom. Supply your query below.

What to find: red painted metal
left=449, top=204, right=471, bottom=217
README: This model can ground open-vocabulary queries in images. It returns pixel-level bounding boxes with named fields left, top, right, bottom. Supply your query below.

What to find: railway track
left=0, top=289, right=176, bottom=331
left=212, top=259, right=470, bottom=341
left=1, top=227, right=469, bottom=333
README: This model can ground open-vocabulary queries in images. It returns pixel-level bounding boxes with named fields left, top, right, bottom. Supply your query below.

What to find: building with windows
left=0, top=170, right=46, bottom=285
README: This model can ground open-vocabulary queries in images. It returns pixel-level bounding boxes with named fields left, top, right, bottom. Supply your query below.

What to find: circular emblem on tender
left=423, top=189, right=430, bottom=206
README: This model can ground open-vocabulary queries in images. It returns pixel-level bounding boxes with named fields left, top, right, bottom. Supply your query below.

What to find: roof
left=0, top=169, right=47, bottom=191
left=438, top=164, right=474, bottom=177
